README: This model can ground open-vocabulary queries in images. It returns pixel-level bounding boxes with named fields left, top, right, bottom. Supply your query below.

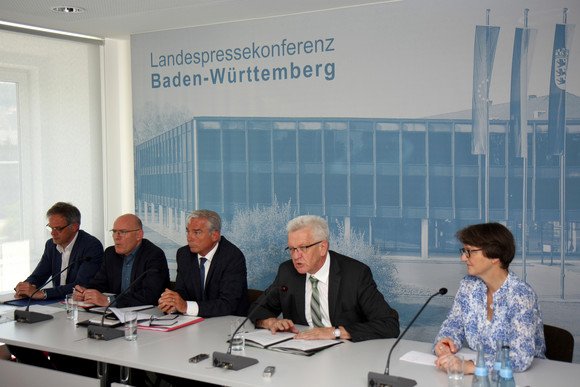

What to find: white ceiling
left=0, top=0, right=393, bottom=39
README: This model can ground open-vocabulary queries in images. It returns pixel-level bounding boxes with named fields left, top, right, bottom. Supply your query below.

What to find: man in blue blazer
left=252, top=215, right=399, bottom=342
left=14, top=202, right=103, bottom=300
left=158, top=209, right=249, bottom=317
left=75, top=214, right=169, bottom=307
left=10, top=202, right=103, bottom=370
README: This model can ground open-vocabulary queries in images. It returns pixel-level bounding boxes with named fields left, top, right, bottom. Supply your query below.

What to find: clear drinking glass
left=65, top=293, right=78, bottom=321
left=447, top=353, right=464, bottom=387
left=230, top=318, right=246, bottom=353
left=124, top=311, right=138, bottom=341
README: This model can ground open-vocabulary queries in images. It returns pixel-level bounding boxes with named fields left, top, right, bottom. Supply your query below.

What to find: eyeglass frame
left=46, top=223, right=72, bottom=232
left=285, top=240, right=323, bottom=255
left=459, top=247, right=483, bottom=258
left=110, top=229, right=141, bottom=237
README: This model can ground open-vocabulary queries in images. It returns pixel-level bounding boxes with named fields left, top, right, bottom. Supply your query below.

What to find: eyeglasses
left=46, top=223, right=71, bottom=232
left=110, top=229, right=141, bottom=237
left=285, top=241, right=323, bottom=255
left=459, top=248, right=482, bottom=258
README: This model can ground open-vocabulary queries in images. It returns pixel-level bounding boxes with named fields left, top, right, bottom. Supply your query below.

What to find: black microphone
left=87, top=268, right=160, bottom=341
left=14, top=257, right=92, bottom=324
left=368, top=287, right=448, bottom=387
left=212, top=286, right=280, bottom=370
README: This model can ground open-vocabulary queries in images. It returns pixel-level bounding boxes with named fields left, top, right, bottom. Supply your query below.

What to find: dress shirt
left=56, top=231, right=79, bottom=285
left=305, top=252, right=331, bottom=328
left=186, top=241, right=219, bottom=316
left=121, top=244, right=140, bottom=292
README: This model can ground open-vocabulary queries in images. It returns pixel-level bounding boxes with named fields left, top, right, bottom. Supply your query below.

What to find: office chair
left=247, top=289, right=264, bottom=305
left=544, top=324, right=574, bottom=363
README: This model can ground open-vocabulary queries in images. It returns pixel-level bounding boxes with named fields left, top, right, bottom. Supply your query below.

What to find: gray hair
left=186, top=209, right=221, bottom=233
left=286, top=215, right=329, bottom=241
left=46, top=202, right=81, bottom=225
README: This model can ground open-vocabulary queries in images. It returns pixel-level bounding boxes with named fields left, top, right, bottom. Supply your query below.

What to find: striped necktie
left=309, top=276, right=324, bottom=328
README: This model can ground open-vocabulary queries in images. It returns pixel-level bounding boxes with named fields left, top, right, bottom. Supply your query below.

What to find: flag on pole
left=548, top=23, right=575, bottom=155
left=472, top=25, right=500, bottom=155
left=510, top=27, right=537, bottom=158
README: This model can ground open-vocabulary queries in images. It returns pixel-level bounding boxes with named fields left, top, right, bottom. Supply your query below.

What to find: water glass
left=230, top=318, right=246, bottom=353
left=124, top=311, right=138, bottom=341
left=447, top=354, right=464, bottom=387
left=65, top=293, right=78, bottom=321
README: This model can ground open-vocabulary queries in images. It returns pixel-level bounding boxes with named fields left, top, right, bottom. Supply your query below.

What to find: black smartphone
left=188, top=353, right=209, bottom=363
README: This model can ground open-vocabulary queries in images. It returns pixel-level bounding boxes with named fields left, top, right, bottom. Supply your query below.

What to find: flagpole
left=560, top=7, right=568, bottom=300
left=522, top=9, right=529, bottom=282
left=484, top=9, right=490, bottom=223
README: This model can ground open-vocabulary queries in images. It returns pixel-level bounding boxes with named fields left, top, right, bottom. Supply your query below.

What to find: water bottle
left=497, top=345, right=515, bottom=387
left=490, top=339, right=503, bottom=385
left=472, top=343, right=491, bottom=387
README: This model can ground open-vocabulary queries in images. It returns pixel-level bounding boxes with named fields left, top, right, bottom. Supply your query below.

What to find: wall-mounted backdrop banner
left=131, top=0, right=580, bottom=360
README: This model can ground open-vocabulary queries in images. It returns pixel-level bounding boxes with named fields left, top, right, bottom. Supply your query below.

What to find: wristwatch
left=333, top=326, right=341, bottom=339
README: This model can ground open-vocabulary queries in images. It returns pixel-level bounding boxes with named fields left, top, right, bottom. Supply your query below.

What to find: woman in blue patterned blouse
left=433, top=222, right=546, bottom=374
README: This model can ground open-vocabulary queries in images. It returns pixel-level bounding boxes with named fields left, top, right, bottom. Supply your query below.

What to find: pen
left=73, top=288, right=84, bottom=294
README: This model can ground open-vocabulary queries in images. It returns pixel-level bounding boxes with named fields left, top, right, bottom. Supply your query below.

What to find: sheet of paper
left=243, top=329, right=295, bottom=347
left=270, top=338, right=339, bottom=351
left=400, top=350, right=438, bottom=366
left=27, top=305, right=63, bottom=315
left=400, top=350, right=477, bottom=367
left=108, top=306, right=154, bottom=323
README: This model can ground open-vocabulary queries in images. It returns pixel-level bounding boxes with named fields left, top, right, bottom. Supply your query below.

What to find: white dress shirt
left=305, top=252, right=332, bottom=328
left=185, top=241, right=219, bottom=316
left=56, top=231, right=79, bottom=285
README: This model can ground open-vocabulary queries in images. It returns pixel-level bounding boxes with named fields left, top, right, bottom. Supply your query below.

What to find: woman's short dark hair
left=456, top=222, right=515, bottom=269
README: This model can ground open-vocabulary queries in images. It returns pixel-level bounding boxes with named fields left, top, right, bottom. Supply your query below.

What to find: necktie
left=199, top=257, right=207, bottom=301
left=310, top=276, right=324, bottom=328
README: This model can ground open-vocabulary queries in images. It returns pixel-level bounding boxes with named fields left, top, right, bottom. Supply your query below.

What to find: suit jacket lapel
left=295, top=274, right=307, bottom=323
left=327, top=252, right=341, bottom=323
left=205, top=244, right=221, bottom=287
left=66, top=231, right=82, bottom=284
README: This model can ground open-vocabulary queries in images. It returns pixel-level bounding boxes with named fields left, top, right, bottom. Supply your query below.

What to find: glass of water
left=447, top=353, right=464, bottom=387
left=230, top=318, right=246, bottom=353
left=65, top=293, right=78, bottom=321
left=124, top=311, right=138, bottom=341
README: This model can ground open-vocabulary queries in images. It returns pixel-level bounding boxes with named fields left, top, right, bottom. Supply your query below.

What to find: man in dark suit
left=10, top=202, right=103, bottom=369
left=75, top=214, right=169, bottom=307
left=14, top=201, right=103, bottom=300
left=252, top=215, right=399, bottom=342
left=158, top=209, right=249, bottom=317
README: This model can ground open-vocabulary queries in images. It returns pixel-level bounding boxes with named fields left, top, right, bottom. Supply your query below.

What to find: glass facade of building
left=135, top=116, right=580, bottom=259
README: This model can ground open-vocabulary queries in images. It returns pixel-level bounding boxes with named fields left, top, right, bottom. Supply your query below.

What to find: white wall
left=102, top=37, right=135, bottom=246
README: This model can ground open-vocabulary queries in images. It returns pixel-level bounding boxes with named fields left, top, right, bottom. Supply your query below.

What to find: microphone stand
left=212, top=287, right=275, bottom=370
left=368, top=288, right=448, bottom=387
left=87, top=268, right=158, bottom=341
left=14, top=257, right=91, bottom=324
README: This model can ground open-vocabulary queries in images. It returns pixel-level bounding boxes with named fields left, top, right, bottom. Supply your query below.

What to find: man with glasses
left=158, top=209, right=249, bottom=317
left=13, top=201, right=103, bottom=300
left=74, top=214, right=169, bottom=307
left=252, top=215, right=399, bottom=342
left=10, top=202, right=104, bottom=370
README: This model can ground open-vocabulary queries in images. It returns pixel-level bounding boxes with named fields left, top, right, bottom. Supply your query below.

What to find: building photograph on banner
left=131, top=0, right=579, bottom=358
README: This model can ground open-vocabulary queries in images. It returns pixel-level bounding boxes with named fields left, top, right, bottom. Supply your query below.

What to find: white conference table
left=0, top=306, right=578, bottom=386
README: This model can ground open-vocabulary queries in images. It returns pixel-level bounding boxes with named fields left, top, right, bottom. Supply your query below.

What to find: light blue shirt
left=434, top=271, right=545, bottom=371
